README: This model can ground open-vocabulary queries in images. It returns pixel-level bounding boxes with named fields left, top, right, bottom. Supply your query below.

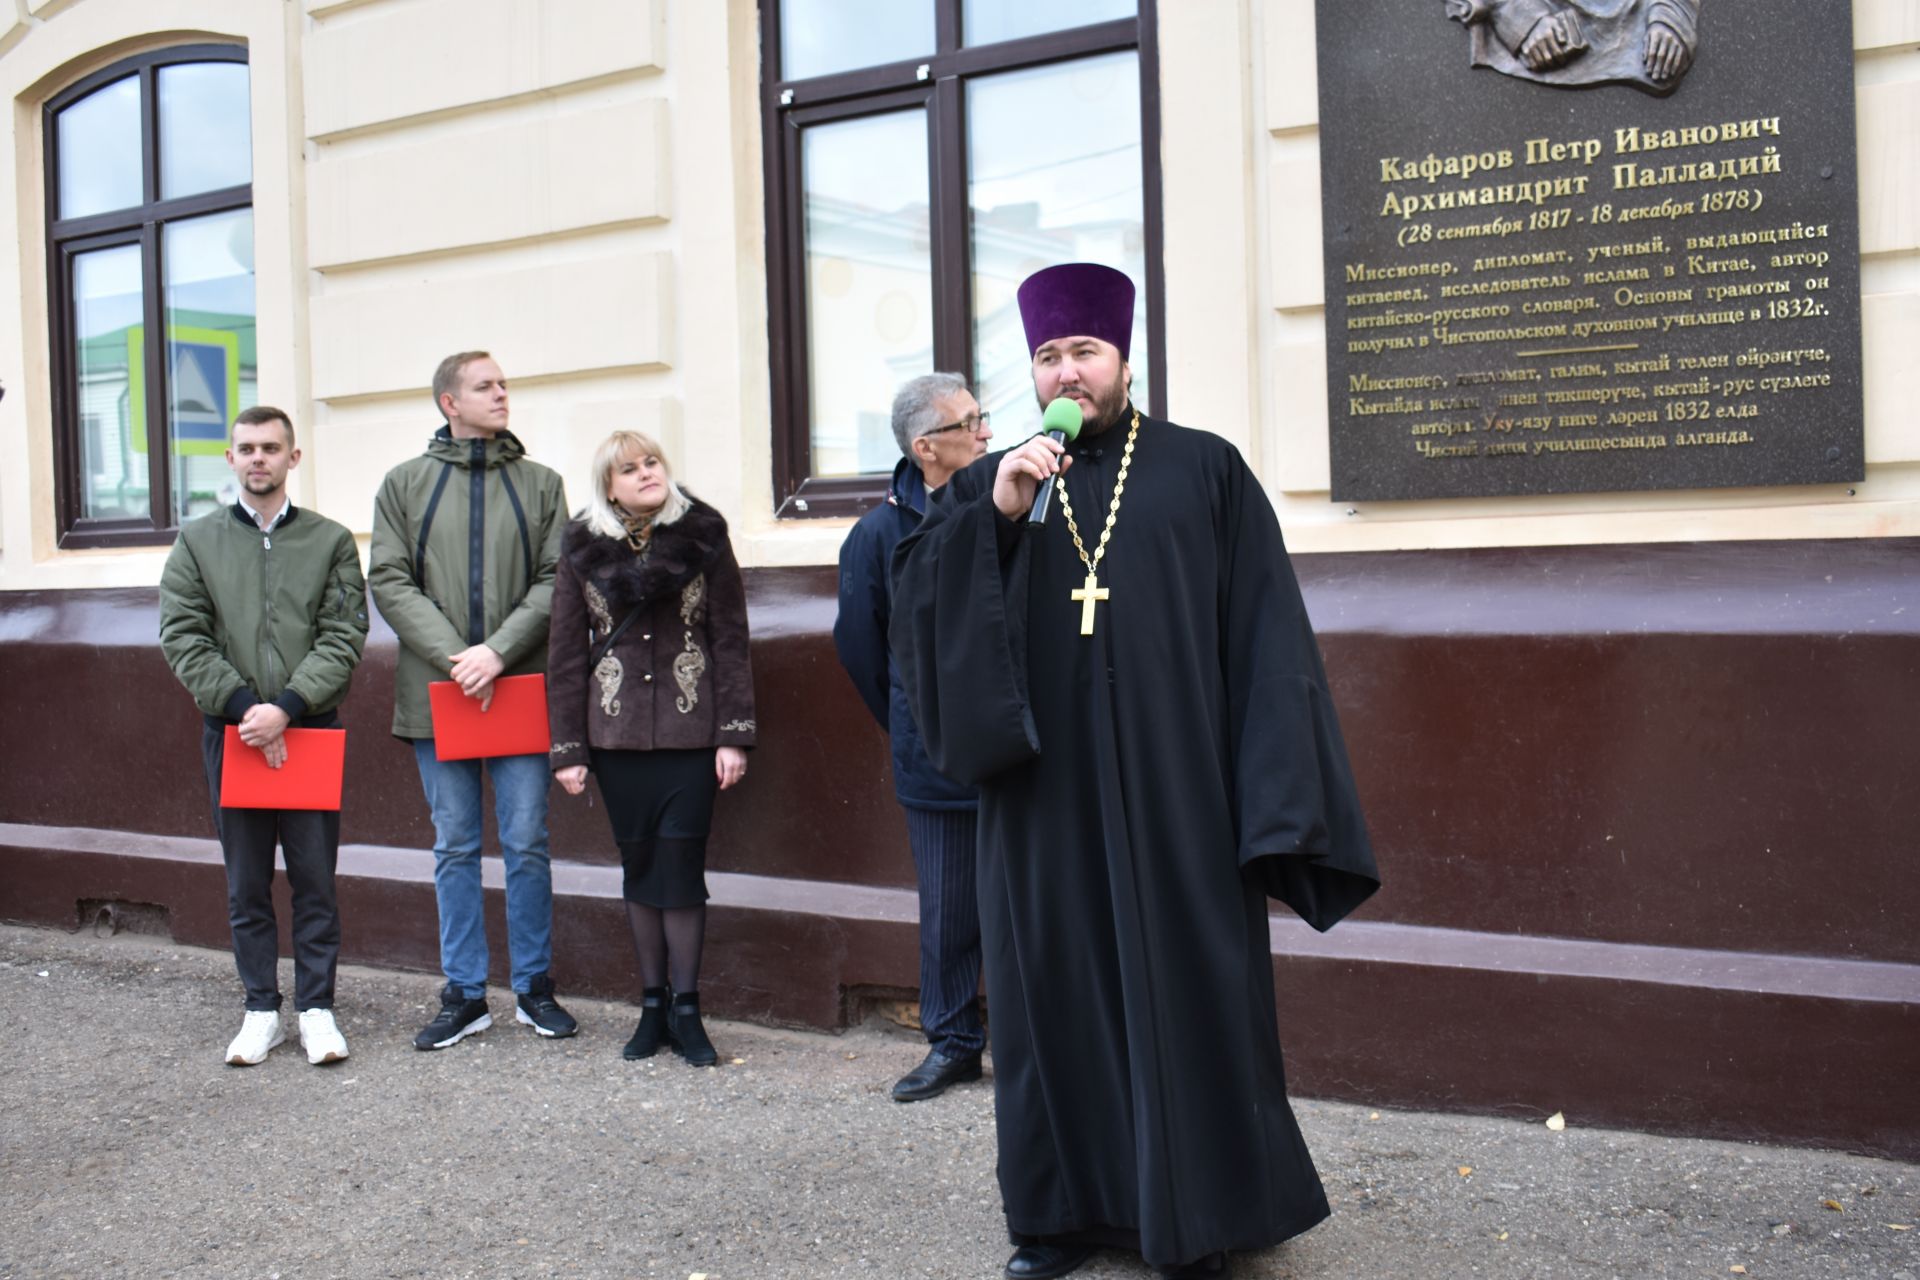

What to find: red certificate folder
left=428, top=674, right=551, bottom=761
left=219, top=727, right=346, bottom=811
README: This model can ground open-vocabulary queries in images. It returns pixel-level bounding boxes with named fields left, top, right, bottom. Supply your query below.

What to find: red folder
left=220, top=727, right=346, bottom=811
left=429, top=674, right=551, bottom=761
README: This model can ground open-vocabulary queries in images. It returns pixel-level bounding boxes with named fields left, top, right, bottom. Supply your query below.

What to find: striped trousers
left=902, top=805, right=985, bottom=1056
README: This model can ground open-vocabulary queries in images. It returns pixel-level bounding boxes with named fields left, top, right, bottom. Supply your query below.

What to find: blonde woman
left=546, top=431, right=754, bottom=1064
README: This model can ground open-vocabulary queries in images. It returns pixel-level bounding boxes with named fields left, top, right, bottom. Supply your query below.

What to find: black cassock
left=890, top=414, right=1380, bottom=1267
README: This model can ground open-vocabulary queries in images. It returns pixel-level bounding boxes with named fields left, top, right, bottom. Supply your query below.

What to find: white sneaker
left=225, top=1010, right=284, bottom=1066
left=298, top=1008, right=350, bottom=1065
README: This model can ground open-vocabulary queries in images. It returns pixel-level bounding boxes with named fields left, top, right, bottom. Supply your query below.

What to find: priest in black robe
left=890, top=263, right=1380, bottom=1280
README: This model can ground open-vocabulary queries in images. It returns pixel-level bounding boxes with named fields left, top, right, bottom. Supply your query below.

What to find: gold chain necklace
left=1054, top=407, right=1140, bottom=636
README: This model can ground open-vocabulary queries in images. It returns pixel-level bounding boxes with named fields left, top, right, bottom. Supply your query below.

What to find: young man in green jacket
left=159, top=406, right=370, bottom=1066
left=369, top=351, right=576, bottom=1048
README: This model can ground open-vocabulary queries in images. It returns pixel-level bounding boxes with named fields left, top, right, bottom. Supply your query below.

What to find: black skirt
left=591, top=748, right=717, bottom=908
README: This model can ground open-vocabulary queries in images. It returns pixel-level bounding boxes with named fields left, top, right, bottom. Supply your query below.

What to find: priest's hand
left=993, top=435, right=1073, bottom=520
left=554, top=765, right=588, bottom=796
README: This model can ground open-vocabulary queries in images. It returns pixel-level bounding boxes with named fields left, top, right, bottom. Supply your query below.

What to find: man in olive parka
left=369, top=351, right=577, bottom=1049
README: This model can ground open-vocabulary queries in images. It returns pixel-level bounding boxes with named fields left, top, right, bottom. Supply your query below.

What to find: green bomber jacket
left=158, top=503, right=370, bottom=721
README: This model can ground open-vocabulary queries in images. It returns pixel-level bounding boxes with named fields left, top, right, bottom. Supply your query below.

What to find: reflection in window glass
left=73, top=244, right=145, bottom=520
left=803, top=111, right=934, bottom=477
left=962, top=0, right=1136, bottom=47
left=781, top=0, right=933, bottom=80
left=164, top=209, right=257, bottom=523
left=57, top=76, right=142, bottom=219
left=159, top=63, right=252, bottom=200
left=967, top=52, right=1146, bottom=431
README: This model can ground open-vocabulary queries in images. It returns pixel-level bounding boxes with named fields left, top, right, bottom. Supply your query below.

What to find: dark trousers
left=903, top=805, right=984, bottom=1056
left=201, top=720, right=343, bottom=1011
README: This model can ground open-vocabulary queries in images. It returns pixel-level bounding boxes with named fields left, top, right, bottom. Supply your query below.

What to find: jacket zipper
left=261, top=523, right=280, bottom=694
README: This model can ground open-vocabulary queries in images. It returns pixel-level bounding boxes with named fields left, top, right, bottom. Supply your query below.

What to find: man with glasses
left=834, top=372, right=994, bottom=1102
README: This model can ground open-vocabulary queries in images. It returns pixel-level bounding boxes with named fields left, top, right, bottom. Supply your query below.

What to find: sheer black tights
left=623, top=900, right=706, bottom=993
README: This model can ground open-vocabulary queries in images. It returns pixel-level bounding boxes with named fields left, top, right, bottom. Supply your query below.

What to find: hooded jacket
left=545, top=496, right=755, bottom=767
left=368, top=426, right=567, bottom=739
left=833, top=456, right=977, bottom=811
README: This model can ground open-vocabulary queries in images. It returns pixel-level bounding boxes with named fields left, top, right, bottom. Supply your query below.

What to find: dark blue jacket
left=834, top=457, right=977, bottom=811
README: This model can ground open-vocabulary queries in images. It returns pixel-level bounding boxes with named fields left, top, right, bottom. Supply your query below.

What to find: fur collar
left=563, top=498, right=728, bottom=612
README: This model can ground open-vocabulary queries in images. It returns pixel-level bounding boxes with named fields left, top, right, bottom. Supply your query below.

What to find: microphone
left=1027, top=397, right=1084, bottom=525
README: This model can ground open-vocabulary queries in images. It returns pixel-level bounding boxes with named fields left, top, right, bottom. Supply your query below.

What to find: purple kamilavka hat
left=1016, top=263, right=1136, bottom=359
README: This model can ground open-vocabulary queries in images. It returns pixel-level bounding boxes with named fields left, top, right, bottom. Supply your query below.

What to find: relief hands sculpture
left=1445, top=0, right=1699, bottom=94
left=1519, top=11, right=1589, bottom=71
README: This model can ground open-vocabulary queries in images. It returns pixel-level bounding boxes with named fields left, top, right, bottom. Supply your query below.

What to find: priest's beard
left=1040, top=374, right=1132, bottom=437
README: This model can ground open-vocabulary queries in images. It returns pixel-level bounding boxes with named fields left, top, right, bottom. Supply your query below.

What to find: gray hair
left=890, top=372, right=971, bottom=457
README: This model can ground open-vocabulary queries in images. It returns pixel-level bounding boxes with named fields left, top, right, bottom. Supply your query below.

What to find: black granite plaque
left=1314, top=0, right=1864, bottom=502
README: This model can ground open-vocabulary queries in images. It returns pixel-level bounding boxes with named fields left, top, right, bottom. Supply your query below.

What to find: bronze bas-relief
left=1445, top=0, right=1700, bottom=94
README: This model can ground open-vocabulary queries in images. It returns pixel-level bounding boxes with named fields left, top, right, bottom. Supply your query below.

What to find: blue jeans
left=412, top=741, right=553, bottom=997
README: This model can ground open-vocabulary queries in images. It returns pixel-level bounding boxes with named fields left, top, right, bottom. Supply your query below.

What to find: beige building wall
left=1, top=0, right=1914, bottom=593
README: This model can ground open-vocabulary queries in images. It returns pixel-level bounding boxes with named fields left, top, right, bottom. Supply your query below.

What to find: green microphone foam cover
left=1041, top=397, right=1084, bottom=441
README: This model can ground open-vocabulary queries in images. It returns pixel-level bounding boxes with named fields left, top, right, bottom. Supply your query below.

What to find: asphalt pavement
left=0, top=923, right=1913, bottom=1280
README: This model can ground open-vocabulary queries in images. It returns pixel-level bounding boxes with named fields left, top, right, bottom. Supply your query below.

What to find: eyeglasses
left=924, top=410, right=992, bottom=437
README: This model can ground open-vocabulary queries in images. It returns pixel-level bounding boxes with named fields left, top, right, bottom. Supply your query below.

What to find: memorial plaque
left=1314, top=0, right=1864, bottom=502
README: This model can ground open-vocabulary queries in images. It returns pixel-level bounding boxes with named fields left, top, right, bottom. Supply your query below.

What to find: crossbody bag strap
left=587, top=605, right=643, bottom=674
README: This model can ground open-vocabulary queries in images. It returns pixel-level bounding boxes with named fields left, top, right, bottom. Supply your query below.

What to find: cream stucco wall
left=1, top=0, right=1914, bottom=593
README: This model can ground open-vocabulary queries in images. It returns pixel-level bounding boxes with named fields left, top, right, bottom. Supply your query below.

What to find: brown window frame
left=760, top=1, right=1164, bottom=520
left=45, top=43, right=252, bottom=549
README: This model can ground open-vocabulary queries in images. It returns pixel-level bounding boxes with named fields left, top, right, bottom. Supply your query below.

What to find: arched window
left=46, top=44, right=253, bottom=547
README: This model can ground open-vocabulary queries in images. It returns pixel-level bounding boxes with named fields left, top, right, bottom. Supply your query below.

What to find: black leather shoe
left=1004, top=1244, right=1094, bottom=1279
left=1159, top=1253, right=1230, bottom=1279
left=891, top=1047, right=983, bottom=1102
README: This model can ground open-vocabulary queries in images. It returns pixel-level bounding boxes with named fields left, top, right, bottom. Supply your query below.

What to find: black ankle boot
left=666, top=990, right=718, bottom=1066
left=622, top=987, right=669, bottom=1060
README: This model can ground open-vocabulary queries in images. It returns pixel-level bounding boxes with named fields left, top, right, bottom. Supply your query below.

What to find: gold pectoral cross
left=1071, top=570, right=1110, bottom=636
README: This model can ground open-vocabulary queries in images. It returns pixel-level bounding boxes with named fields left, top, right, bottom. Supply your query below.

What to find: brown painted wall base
left=2, top=539, right=1916, bottom=1159
left=3, top=820, right=1913, bottom=1160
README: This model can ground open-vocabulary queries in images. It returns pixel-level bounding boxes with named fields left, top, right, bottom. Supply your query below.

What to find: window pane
left=963, top=0, right=1136, bottom=47
left=164, top=209, right=257, bottom=523
left=71, top=244, right=146, bottom=520
left=57, top=75, right=142, bottom=219
left=968, top=52, right=1147, bottom=429
left=781, top=0, right=934, bottom=80
left=803, top=111, right=934, bottom=477
left=159, top=62, right=252, bottom=200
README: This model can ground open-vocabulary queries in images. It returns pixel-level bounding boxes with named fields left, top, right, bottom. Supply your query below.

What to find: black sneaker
left=413, top=984, right=490, bottom=1051
left=515, top=974, right=579, bottom=1038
